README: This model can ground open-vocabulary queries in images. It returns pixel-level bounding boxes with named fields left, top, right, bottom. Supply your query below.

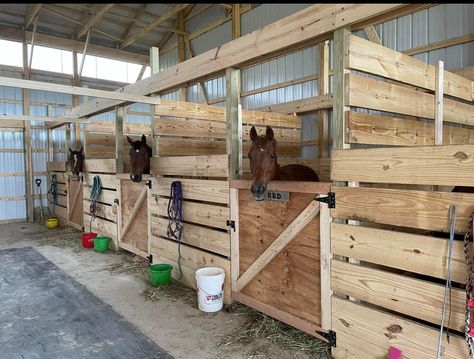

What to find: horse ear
left=69, top=148, right=73, bottom=154
left=127, top=136, right=134, bottom=146
left=265, top=126, right=274, bottom=141
left=79, top=147, right=83, bottom=154
left=141, top=134, right=146, bottom=144
left=250, top=126, right=258, bottom=142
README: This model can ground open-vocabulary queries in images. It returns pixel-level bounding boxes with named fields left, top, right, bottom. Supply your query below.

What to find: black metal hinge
left=315, top=192, right=335, bottom=208
left=146, top=254, right=153, bottom=264
left=114, top=198, right=119, bottom=206
left=316, top=330, right=336, bottom=347
left=146, top=180, right=152, bottom=189
left=227, top=220, right=235, bottom=232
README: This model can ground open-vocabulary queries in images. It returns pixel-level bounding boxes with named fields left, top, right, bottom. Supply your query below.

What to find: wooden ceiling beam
left=24, top=4, right=42, bottom=29
left=120, top=4, right=147, bottom=41
left=77, top=4, right=115, bottom=39
left=120, top=3, right=189, bottom=49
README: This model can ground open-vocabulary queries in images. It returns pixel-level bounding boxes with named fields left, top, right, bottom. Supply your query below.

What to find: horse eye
left=270, top=154, right=275, bottom=159
left=248, top=154, right=251, bottom=160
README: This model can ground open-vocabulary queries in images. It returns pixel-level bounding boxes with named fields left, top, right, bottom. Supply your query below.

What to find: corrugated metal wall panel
left=186, top=6, right=227, bottom=33
left=159, top=49, right=179, bottom=71
left=190, top=22, right=232, bottom=55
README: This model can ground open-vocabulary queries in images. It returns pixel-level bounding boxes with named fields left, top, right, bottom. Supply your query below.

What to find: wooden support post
left=115, top=106, right=124, bottom=174
left=177, top=10, right=186, bottom=101
left=150, top=46, right=159, bottom=158
left=319, top=196, right=332, bottom=330
left=318, top=40, right=329, bottom=159
left=226, top=67, right=242, bottom=180
left=230, top=188, right=239, bottom=294
left=28, top=16, right=38, bottom=70
left=22, top=41, right=34, bottom=222
left=47, top=105, right=54, bottom=161
left=435, top=60, right=444, bottom=146
left=72, top=51, right=82, bottom=149
left=232, top=4, right=241, bottom=39
left=78, top=28, right=91, bottom=81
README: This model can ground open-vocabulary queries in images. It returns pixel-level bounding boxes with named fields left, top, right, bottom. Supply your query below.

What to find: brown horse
left=127, top=134, right=152, bottom=182
left=248, top=126, right=319, bottom=201
left=68, top=148, right=84, bottom=176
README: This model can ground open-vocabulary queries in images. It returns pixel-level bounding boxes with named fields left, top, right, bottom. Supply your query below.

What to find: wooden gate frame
left=116, top=174, right=151, bottom=258
left=66, top=174, right=83, bottom=230
left=229, top=180, right=333, bottom=344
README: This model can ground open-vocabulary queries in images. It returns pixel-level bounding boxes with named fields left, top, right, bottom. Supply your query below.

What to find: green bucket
left=93, top=236, right=111, bottom=253
left=149, top=264, right=173, bottom=286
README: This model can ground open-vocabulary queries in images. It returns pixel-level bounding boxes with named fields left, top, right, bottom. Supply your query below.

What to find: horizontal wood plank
left=83, top=159, right=116, bottom=174
left=331, top=223, right=466, bottom=283
left=83, top=187, right=117, bottom=205
left=346, top=111, right=474, bottom=146
left=82, top=200, right=117, bottom=222
left=257, top=94, right=333, bottom=115
left=331, top=143, right=474, bottom=186
left=83, top=214, right=117, bottom=238
left=347, top=34, right=473, bottom=102
left=152, top=177, right=229, bottom=204
left=331, top=186, right=474, bottom=233
left=332, top=297, right=467, bottom=359
left=47, top=161, right=65, bottom=172
left=82, top=174, right=117, bottom=188
left=332, top=260, right=465, bottom=331
left=85, top=121, right=152, bottom=135
left=230, top=180, right=330, bottom=194
left=347, top=73, right=474, bottom=127
left=151, top=155, right=229, bottom=177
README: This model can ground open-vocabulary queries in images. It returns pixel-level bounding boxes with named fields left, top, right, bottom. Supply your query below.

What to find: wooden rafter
left=121, top=3, right=189, bottom=49
left=24, top=4, right=42, bottom=29
left=121, top=4, right=147, bottom=41
left=364, top=25, right=382, bottom=45
left=76, top=4, right=115, bottom=39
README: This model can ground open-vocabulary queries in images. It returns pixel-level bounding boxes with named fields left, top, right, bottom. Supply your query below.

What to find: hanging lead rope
left=437, top=205, right=456, bottom=359
left=89, top=175, right=102, bottom=233
left=47, top=174, right=58, bottom=218
left=167, top=181, right=183, bottom=281
left=465, top=211, right=474, bottom=358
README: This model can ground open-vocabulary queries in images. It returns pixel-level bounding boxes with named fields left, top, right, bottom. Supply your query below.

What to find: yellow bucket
left=46, top=218, right=59, bottom=229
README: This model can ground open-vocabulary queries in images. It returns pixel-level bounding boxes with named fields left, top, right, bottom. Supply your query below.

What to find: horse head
left=248, top=126, right=278, bottom=201
left=127, top=134, right=151, bottom=183
left=68, top=147, right=84, bottom=176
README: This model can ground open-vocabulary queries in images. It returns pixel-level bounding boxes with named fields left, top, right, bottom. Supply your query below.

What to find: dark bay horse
left=68, top=148, right=84, bottom=176
left=248, top=126, right=319, bottom=201
left=127, top=134, right=152, bottom=182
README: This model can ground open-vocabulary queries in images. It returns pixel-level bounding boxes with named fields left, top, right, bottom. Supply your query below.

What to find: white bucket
left=195, top=267, right=225, bottom=313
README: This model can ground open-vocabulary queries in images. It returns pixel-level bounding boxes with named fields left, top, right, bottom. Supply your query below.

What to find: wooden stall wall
left=329, top=33, right=474, bottom=358
left=230, top=180, right=332, bottom=343
left=47, top=161, right=68, bottom=224
left=82, top=159, right=118, bottom=249
left=67, top=174, right=83, bottom=230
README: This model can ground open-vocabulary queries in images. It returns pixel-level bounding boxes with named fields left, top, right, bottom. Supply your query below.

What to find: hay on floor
left=141, top=280, right=197, bottom=306
left=218, top=303, right=331, bottom=358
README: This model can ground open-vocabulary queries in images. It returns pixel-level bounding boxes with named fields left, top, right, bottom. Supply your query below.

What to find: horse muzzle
left=251, top=184, right=267, bottom=201
left=130, top=173, right=142, bottom=182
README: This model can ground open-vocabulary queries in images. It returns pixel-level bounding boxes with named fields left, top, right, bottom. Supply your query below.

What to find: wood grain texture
left=347, top=73, right=474, bottom=126
left=346, top=111, right=474, bottom=147
left=238, top=189, right=321, bottom=325
left=331, top=223, right=466, bottom=283
left=47, top=161, right=65, bottom=172
left=151, top=155, right=229, bottom=177
left=83, top=159, right=116, bottom=174
left=82, top=200, right=117, bottom=222
left=331, top=143, right=474, bottom=186
left=347, top=34, right=473, bottom=102
left=331, top=186, right=474, bottom=233
left=67, top=176, right=83, bottom=228
left=332, top=297, right=467, bottom=359
left=83, top=187, right=116, bottom=206
left=332, top=260, right=465, bottom=331
left=230, top=180, right=330, bottom=194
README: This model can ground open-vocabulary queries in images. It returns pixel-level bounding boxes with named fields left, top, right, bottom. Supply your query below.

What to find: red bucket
left=81, top=232, right=97, bottom=248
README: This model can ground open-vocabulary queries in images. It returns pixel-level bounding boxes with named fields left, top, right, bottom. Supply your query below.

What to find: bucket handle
left=196, top=284, right=222, bottom=297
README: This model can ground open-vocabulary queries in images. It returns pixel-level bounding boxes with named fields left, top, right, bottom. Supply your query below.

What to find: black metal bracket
left=146, top=180, right=152, bottom=189
left=315, top=192, right=335, bottom=208
left=146, top=254, right=153, bottom=264
left=114, top=198, right=119, bottom=206
left=227, top=220, right=236, bottom=232
left=316, top=330, right=336, bottom=347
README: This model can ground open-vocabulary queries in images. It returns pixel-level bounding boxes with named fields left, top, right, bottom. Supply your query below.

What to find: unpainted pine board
left=346, top=73, right=474, bottom=127
left=56, top=194, right=67, bottom=207
left=56, top=183, right=67, bottom=196
left=85, top=133, right=152, bottom=147
left=229, top=180, right=330, bottom=194
left=151, top=216, right=230, bottom=257
left=82, top=174, right=117, bottom=188
left=156, top=138, right=226, bottom=156
left=346, top=111, right=474, bottom=147
left=67, top=176, right=83, bottom=227
left=331, top=260, right=465, bottom=331
left=331, top=223, right=466, bottom=283
left=238, top=189, right=321, bottom=325
left=83, top=159, right=116, bottom=174
left=347, top=34, right=473, bottom=102
left=54, top=205, right=68, bottom=222
left=331, top=186, right=474, bottom=233
left=150, top=195, right=229, bottom=230
left=84, top=147, right=115, bottom=159
left=121, top=199, right=148, bottom=255
left=83, top=187, right=117, bottom=206
left=85, top=121, right=152, bottom=135
left=331, top=143, right=474, bottom=186
left=152, top=177, right=229, bottom=205
left=156, top=117, right=227, bottom=138
left=47, top=161, right=66, bottom=172
left=319, top=200, right=331, bottom=331
left=257, top=94, right=333, bottom=115
left=151, top=155, right=229, bottom=177
left=332, top=297, right=467, bottom=359
left=82, top=200, right=117, bottom=222
left=83, top=214, right=118, bottom=240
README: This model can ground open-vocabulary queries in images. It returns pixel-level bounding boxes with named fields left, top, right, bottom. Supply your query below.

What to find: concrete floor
left=0, top=222, right=327, bottom=359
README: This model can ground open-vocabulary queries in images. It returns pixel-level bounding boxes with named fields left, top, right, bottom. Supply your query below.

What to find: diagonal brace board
left=120, top=185, right=147, bottom=238
left=68, top=178, right=83, bottom=221
left=236, top=200, right=320, bottom=291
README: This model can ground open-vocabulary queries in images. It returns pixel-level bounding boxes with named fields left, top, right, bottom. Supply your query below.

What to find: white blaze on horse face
left=136, top=149, right=140, bottom=153
left=74, top=154, right=77, bottom=168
